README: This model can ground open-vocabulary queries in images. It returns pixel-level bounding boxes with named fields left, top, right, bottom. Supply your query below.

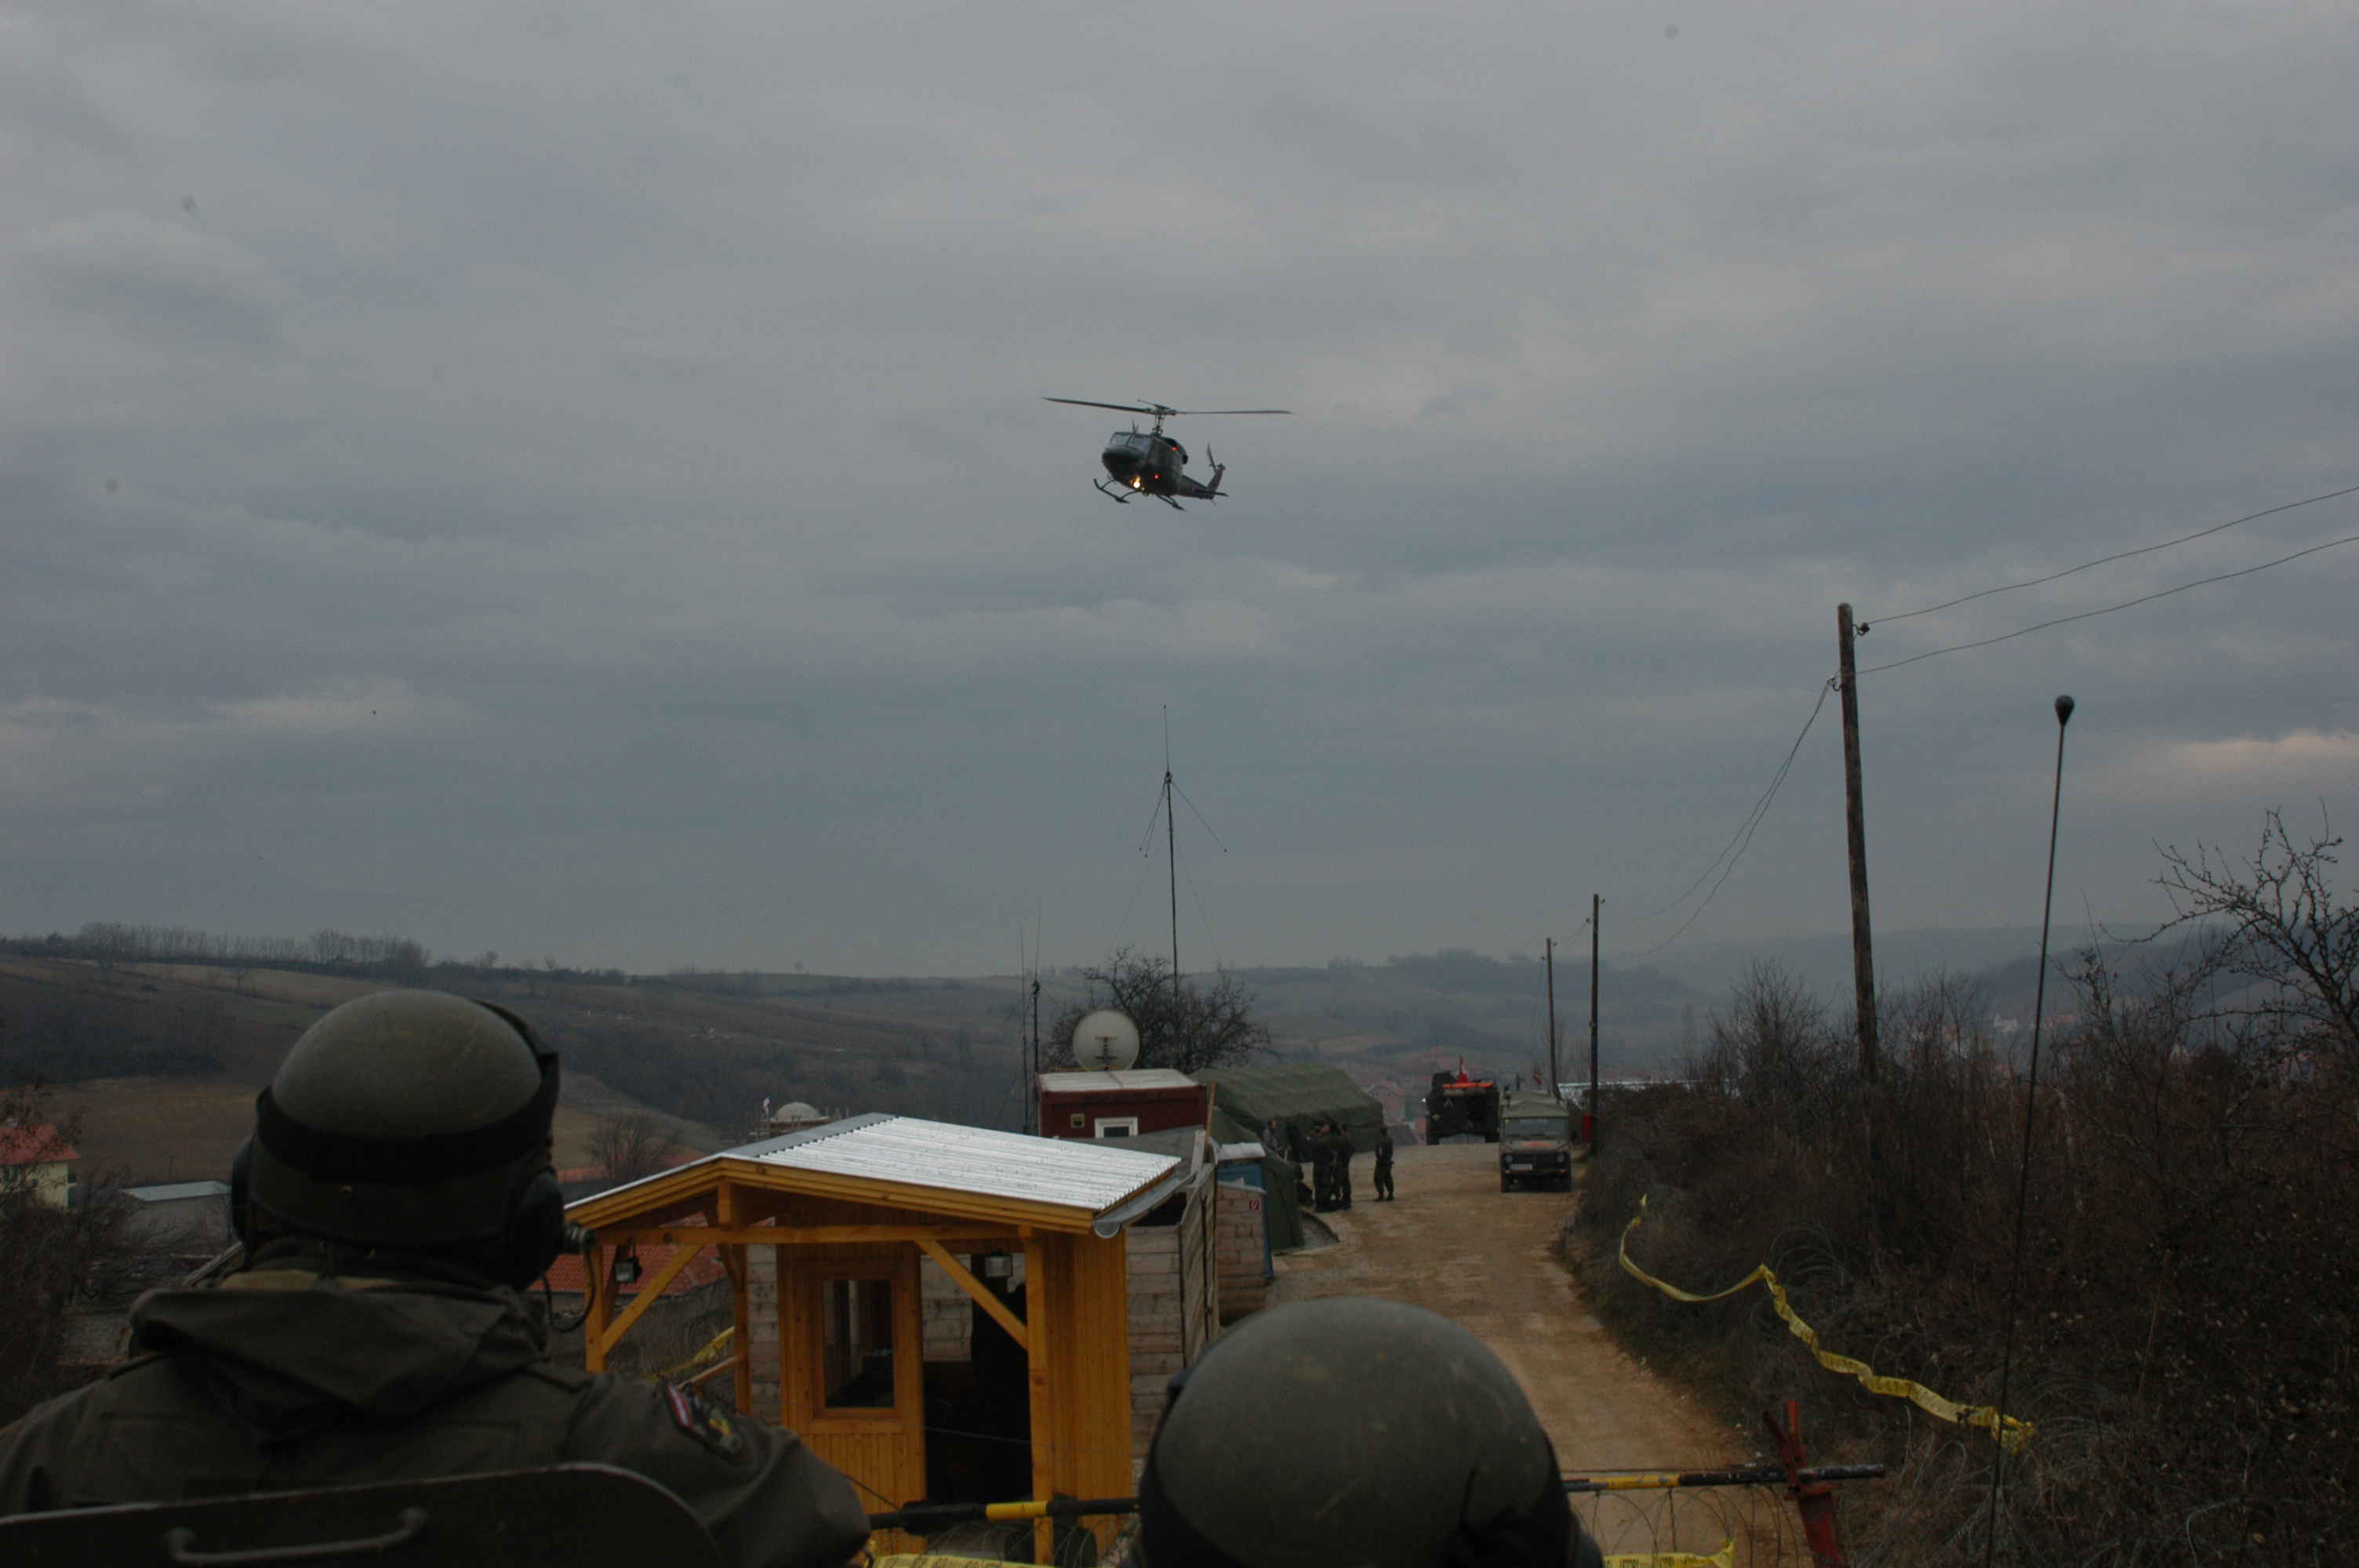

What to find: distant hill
left=1629, top=926, right=2061, bottom=1000
left=5, top=920, right=2208, bottom=1187
left=0, top=955, right=1033, bottom=1185
left=1212, top=952, right=1706, bottom=1082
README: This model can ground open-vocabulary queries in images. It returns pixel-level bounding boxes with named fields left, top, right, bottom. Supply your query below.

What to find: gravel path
left=1273, top=1141, right=1794, bottom=1561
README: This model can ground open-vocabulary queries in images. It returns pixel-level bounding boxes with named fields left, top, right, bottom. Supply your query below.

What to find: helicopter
left=1045, top=398, right=1290, bottom=508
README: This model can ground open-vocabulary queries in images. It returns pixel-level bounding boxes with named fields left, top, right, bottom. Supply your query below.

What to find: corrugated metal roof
left=730, top=1114, right=1180, bottom=1214
left=122, top=1181, right=230, bottom=1203
left=1037, top=1069, right=1200, bottom=1093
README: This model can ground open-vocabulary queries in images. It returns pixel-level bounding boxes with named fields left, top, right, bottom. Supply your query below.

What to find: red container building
left=1038, top=1069, right=1209, bottom=1142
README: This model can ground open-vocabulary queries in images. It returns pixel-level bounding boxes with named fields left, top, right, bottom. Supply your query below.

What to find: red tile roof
left=0, top=1123, right=78, bottom=1167
left=543, top=1244, right=726, bottom=1297
left=543, top=1238, right=728, bottom=1297
left=554, top=1151, right=704, bottom=1184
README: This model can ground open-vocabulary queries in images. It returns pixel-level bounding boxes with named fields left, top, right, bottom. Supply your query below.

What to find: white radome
left=1070, top=1009, right=1141, bottom=1073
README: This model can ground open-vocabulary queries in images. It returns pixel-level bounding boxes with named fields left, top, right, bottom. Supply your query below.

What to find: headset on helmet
left=231, top=992, right=570, bottom=1288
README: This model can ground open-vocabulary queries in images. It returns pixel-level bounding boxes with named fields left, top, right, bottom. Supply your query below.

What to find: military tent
left=1194, top=1062, right=1385, bottom=1156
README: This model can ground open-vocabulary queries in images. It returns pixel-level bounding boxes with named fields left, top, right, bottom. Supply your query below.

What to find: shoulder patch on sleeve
left=663, top=1382, right=746, bottom=1461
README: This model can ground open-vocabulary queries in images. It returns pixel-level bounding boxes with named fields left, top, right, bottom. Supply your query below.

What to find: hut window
left=1093, top=1117, right=1140, bottom=1138
left=820, top=1276, right=896, bottom=1408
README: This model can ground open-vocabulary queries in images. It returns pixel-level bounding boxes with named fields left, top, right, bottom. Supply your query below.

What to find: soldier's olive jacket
left=0, top=1258, right=870, bottom=1568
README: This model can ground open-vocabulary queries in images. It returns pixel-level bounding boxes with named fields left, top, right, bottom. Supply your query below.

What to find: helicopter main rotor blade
left=1046, top=398, right=1292, bottom=418
left=1044, top=397, right=1165, bottom=416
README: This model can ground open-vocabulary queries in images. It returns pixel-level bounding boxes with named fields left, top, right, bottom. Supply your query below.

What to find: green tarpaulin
left=1195, top=1062, right=1385, bottom=1155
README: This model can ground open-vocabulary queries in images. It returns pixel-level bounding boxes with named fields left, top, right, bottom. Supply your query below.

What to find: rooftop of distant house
left=121, top=1180, right=231, bottom=1203
left=0, top=1123, right=78, bottom=1167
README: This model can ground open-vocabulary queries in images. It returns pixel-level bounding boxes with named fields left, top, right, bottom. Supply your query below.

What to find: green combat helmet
left=236, top=989, right=570, bottom=1287
left=1140, top=1298, right=1604, bottom=1568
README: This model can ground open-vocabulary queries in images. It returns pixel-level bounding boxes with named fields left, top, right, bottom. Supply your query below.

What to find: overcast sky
left=5, top=2, right=2355, bottom=977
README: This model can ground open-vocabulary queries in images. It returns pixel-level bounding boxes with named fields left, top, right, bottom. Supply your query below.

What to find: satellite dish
left=1071, top=1009, right=1140, bottom=1073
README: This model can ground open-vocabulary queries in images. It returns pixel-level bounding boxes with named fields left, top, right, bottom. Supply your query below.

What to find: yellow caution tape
left=1605, top=1544, right=1733, bottom=1568
left=1619, top=1196, right=2032, bottom=1452
left=657, top=1325, right=736, bottom=1380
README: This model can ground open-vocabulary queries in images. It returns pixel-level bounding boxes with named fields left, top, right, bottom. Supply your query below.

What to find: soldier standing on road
left=0, top=990, right=872, bottom=1568
left=1373, top=1130, right=1395, bottom=1202
left=1308, top=1125, right=1336, bottom=1212
left=1332, top=1123, right=1354, bottom=1210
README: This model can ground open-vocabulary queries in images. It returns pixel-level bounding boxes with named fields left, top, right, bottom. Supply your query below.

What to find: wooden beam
left=1024, top=1232, right=1055, bottom=1565
left=915, top=1238, right=1027, bottom=1351
left=591, top=1242, right=710, bottom=1359
left=597, top=1224, right=1017, bottom=1248
left=717, top=1181, right=752, bottom=1414
left=565, top=1163, right=723, bottom=1229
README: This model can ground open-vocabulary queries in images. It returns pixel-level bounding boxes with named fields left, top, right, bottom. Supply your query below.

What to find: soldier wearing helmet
left=1140, top=1298, right=1604, bottom=1568
left=0, top=990, right=871, bottom=1568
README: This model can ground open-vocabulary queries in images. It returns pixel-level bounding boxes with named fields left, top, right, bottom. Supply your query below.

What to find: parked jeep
left=1496, top=1091, right=1574, bottom=1192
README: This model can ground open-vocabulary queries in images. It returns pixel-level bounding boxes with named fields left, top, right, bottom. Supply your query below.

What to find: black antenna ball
left=2054, top=694, right=2076, bottom=725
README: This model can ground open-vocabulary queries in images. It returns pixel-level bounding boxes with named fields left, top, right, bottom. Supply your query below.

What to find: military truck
left=1423, top=1070, right=1501, bottom=1144
left=1495, top=1089, right=1575, bottom=1192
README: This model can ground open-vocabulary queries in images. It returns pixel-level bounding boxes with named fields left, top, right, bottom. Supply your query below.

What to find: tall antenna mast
left=1165, top=707, right=1180, bottom=1018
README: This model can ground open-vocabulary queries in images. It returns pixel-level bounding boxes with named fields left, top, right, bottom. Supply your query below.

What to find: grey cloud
left=2, top=2, right=2355, bottom=971
left=20, top=212, right=292, bottom=348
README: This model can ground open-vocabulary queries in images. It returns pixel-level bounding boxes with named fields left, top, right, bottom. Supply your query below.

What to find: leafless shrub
left=1568, top=918, right=2359, bottom=1565
left=587, top=1112, right=679, bottom=1183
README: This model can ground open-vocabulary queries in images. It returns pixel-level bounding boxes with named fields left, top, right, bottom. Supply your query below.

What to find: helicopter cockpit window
left=1113, top=432, right=1152, bottom=451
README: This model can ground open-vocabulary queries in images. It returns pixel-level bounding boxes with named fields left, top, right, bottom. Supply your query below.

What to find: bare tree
left=1044, top=948, right=1272, bottom=1075
left=2151, top=809, right=2359, bottom=1062
left=75, top=921, right=134, bottom=983
left=587, top=1112, right=679, bottom=1183
left=1, top=1087, right=140, bottom=1424
left=1698, top=960, right=1845, bottom=1116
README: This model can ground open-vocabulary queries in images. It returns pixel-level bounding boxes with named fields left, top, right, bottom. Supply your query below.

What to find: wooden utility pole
left=1588, top=895, right=1601, bottom=1149
left=1545, top=938, right=1558, bottom=1097
left=1835, top=605, right=1880, bottom=1086
left=1837, top=604, right=1885, bottom=1225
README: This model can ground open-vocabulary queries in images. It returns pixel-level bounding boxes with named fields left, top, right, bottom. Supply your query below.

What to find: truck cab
left=1424, top=1071, right=1501, bottom=1143
left=1496, top=1092, right=1575, bottom=1192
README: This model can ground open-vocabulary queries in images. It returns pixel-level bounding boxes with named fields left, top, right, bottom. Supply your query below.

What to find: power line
left=1635, top=679, right=1834, bottom=921
left=1618, top=484, right=2355, bottom=969
left=1860, top=532, right=2359, bottom=677
left=1629, top=679, right=1835, bottom=959
left=1866, top=481, right=2359, bottom=627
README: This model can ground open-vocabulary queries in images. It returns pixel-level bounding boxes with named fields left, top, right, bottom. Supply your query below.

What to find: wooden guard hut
left=564, top=1113, right=1187, bottom=1555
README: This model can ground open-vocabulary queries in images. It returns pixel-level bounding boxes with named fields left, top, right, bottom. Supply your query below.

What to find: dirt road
left=1275, top=1142, right=1786, bottom=1560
